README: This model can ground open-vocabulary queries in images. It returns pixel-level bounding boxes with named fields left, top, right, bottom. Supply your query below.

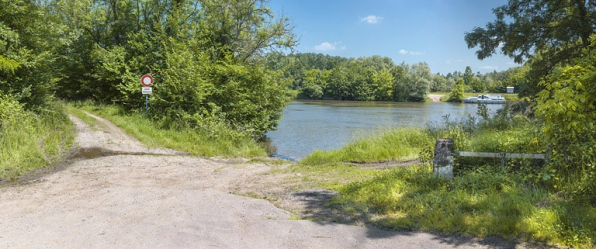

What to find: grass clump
left=331, top=165, right=595, bottom=247
left=299, top=127, right=433, bottom=166
left=70, top=101, right=266, bottom=158
left=0, top=96, right=75, bottom=179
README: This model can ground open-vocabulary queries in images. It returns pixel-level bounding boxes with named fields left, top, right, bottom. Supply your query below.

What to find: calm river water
left=264, top=100, right=504, bottom=161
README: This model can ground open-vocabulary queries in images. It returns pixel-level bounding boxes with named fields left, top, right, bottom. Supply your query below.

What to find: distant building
left=506, top=87, right=514, bottom=94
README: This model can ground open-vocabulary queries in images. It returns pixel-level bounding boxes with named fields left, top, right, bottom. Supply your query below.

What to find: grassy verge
left=331, top=165, right=595, bottom=247
left=0, top=100, right=75, bottom=179
left=299, top=127, right=433, bottom=166
left=292, top=107, right=594, bottom=247
left=69, top=101, right=266, bottom=158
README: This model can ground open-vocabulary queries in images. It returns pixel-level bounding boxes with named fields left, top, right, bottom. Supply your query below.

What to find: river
left=263, top=100, right=504, bottom=161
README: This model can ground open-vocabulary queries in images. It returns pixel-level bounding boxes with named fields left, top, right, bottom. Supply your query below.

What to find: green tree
left=48, top=0, right=297, bottom=137
left=447, top=79, right=465, bottom=102
left=407, top=62, right=432, bottom=101
left=0, top=0, right=62, bottom=108
left=463, top=66, right=474, bottom=86
left=534, top=36, right=596, bottom=200
left=432, top=73, right=447, bottom=92
left=301, top=69, right=324, bottom=99
left=470, top=76, right=486, bottom=93
left=327, top=65, right=350, bottom=100
left=464, top=0, right=596, bottom=97
left=372, top=68, right=394, bottom=101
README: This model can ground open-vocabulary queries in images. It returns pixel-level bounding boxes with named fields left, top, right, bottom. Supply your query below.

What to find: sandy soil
left=428, top=94, right=445, bottom=102
left=0, top=112, right=542, bottom=248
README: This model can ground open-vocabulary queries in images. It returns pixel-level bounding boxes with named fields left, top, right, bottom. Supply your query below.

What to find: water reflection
left=265, top=100, right=503, bottom=161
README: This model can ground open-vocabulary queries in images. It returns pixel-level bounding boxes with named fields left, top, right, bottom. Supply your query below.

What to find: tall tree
left=464, top=0, right=596, bottom=97
left=0, top=0, right=61, bottom=108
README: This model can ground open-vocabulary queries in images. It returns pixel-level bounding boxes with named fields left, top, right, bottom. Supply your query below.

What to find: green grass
left=64, top=104, right=99, bottom=128
left=299, top=127, right=433, bottom=166
left=69, top=101, right=266, bottom=158
left=0, top=101, right=75, bottom=179
left=295, top=116, right=594, bottom=247
left=330, top=165, right=595, bottom=247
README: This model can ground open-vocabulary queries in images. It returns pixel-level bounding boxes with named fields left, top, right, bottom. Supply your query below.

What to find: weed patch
left=69, top=101, right=266, bottom=158
left=0, top=99, right=74, bottom=179
left=300, top=128, right=433, bottom=166
left=330, top=165, right=595, bottom=247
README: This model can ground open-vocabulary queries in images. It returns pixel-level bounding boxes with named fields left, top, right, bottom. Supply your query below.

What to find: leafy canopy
left=465, top=0, right=596, bottom=96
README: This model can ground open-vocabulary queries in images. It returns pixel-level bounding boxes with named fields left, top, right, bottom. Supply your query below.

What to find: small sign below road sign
left=142, top=87, right=152, bottom=94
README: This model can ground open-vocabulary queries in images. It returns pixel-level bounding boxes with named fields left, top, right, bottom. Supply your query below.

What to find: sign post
left=141, top=74, right=154, bottom=117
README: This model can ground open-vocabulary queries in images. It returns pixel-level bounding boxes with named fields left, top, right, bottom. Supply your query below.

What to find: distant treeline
left=265, top=53, right=530, bottom=101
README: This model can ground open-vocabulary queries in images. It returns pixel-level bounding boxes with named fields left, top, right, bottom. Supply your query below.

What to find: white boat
left=463, top=94, right=506, bottom=104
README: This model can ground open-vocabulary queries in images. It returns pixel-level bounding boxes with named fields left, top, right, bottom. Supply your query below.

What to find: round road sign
left=141, top=74, right=154, bottom=87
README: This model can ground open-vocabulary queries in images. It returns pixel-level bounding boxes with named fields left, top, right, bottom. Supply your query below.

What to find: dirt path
left=0, top=112, right=533, bottom=248
left=428, top=94, right=444, bottom=102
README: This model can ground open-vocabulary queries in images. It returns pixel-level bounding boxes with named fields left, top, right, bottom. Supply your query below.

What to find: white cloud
left=446, top=59, right=463, bottom=64
left=480, top=66, right=498, bottom=70
left=314, top=42, right=347, bottom=51
left=314, top=42, right=336, bottom=51
left=400, top=49, right=424, bottom=55
left=361, top=15, right=383, bottom=24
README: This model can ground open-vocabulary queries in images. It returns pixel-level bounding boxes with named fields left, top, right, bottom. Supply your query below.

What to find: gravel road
left=0, top=112, right=533, bottom=248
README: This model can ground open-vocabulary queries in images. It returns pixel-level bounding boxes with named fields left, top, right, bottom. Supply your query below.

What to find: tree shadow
left=283, top=184, right=557, bottom=248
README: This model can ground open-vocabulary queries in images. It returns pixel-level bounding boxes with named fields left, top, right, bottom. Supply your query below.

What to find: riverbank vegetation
left=1, top=0, right=294, bottom=176
left=300, top=128, right=432, bottom=166
left=69, top=101, right=265, bottom=158
left=295, top=102, right=595, bottom=247
left=266, top=53, right=531, bottom=102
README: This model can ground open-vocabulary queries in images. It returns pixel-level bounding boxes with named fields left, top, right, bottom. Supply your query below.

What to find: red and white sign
left=141, top=74, right=154, bottom=87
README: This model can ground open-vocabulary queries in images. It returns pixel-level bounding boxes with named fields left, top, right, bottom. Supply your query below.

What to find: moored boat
left=463, top=94, right=506, bottom=104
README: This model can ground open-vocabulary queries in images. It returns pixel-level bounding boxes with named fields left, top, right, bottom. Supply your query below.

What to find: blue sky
left=268, top=0, right=518, bottom=75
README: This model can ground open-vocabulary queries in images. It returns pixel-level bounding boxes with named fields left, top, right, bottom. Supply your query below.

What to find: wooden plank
left=454, top=151, right=545, bottom=160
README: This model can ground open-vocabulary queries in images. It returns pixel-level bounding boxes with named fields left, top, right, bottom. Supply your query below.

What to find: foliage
left=447, top=79, right=465, bottom=102
left=266, top=53, right=434, bottom=102
left=300, top=128, right=433, bottom=166
left=394, top=62, right=432, bottom=101
left=535, top=36, right=596, bottom=202
left=296, top=101, right=594, bottom=247
left=72, top=101, right=266, bottom=158
left=331, top=165, right=595, bottom=247
left=0, top=95, right=74, bottom=179
left=0, top=0, right=62, bottom=109
left=465, top=0, right=596, bottom=97
left=48, top=0, right=296, bottom=137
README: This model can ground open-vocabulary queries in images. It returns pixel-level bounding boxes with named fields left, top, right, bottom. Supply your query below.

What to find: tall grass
left=331, top=165, right=595, bottom=247
left=299, top=127, right=433, bottom=166
left=294, top=102, right=595, bottom=247
left=0, top=100, right=75, bottom=179
left=70, top=101, right=266, bottom=158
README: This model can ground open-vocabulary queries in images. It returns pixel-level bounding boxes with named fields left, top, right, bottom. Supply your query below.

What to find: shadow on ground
left=284, top=189, right=557, bottom=249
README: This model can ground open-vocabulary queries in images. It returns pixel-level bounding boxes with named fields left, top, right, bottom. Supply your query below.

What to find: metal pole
left=145, top=94, right=148, bottom=117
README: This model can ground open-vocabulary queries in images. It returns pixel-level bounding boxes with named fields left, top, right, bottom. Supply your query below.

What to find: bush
left=447, top=79, right=465, bottom=102
left=0, top=94, right=74, bottom=178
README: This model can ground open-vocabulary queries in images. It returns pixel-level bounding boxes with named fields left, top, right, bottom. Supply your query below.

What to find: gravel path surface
left=0, top=112, right=533, bottom=248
